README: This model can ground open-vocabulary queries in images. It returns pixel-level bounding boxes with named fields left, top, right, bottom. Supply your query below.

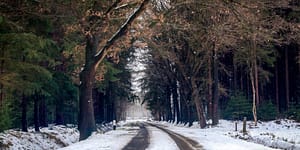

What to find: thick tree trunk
left=21, top=94, right=28, bottom=132
left=34, top=94, right=40, bottom=132
left=79, top=34, right=97, bottom=140
left=285, top=48, right=289, bottom=110
left=77, top=0, right=149, bottom=140
left=212, top=50, right=219, bottom=125
left=79, top=67, right=96, bottom=140
left=191, top=77, right=206, bottom=128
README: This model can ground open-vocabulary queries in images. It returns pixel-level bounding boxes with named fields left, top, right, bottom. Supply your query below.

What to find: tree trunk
left=0, top=78, right=3, bottom=108
left=251, top=38, right=258, bottom=126
left=79, top=67, right=96, bottom=140
left=233, top=58, right=237, bottom=93
left=34, top=93, right=40, bottom=132
left=254, top=49, right=259, bottom=106
left=166, top=87, right=172, bottom=121
left=250, top=67, right=257, bottom=126
left=77, top=0, right=149, bottom=140
left=0, top=49, right=4, bottom=107
left=172, top=81, right=180, bottom=123
left=79, top=35, right=97, bottom=140
left=21, top=94, right=28, bottom=132
left=275, top=62, right=279, bottom=112
left=212, top=50, right=219, bottom=125
left=55, top=100, right=64, bottom=125
left=207, top=53, right=213, bottom=120
left=191, top=77, right=206, bottom=128
left=39, top=95, right=47, bottom=127
left=285, top=48, right=289, bottom=110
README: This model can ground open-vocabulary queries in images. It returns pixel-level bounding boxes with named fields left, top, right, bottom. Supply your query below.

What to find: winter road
left=122, top=122, right=203, bottom=150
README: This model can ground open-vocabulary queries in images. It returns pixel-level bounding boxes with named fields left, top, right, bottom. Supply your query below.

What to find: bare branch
left=94, top=0, right=150, bottom=67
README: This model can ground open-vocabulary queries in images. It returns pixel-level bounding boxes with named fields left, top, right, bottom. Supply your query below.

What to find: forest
left=0, top=0, right=299, bottom=141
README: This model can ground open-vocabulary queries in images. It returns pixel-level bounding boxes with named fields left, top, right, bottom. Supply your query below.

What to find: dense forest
left=0, top=0, right=299, bottom=141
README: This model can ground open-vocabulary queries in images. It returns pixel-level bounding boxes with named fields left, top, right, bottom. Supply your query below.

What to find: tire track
left=147, top=123, right=203, bottom=150
left=122, top=122, right=150, bottom=150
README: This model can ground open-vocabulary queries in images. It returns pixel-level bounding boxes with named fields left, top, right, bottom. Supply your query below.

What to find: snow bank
left=59, top=123, right=138, bottom=150
left=155, top=119, right=300, bottom=150
left=0, top=125, right=78, bottom=150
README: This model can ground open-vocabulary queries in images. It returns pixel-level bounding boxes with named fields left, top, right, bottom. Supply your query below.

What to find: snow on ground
left=0, top=125, right=79, bottom=150
left=156, top=119, right=300, bottom=150
left=146, top=126, right=178, bottom=150
left=59, top=125, right=138, bottom=150
left=1, top=119, right=299, bottom=150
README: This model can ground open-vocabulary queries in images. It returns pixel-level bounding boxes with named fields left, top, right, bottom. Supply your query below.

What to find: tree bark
left=39, top=95, right=47, bottom=127
left=275, top=62, right=279, bottom=112
left=212, top=49, right=219, bottom=125
left=191, top=77, right=206, bottom=128
left=79, top=34, right=98, bottom=140
left=233, top=58, right=237, bottom=93
left=254, top=48, right=259, bottom=106
left=79, top=67, right=96, bottom=140
left=250, top=37, right=258, bottom=126
left=172, top=81, right=180, bottom=123
left=207, top=53, right=213, bottom=120
left=285, top=48, right=289, bottom=110
left=55, top=99, right=64, bottom=125
left=250, top=64, right=257, bottom=126
left=34, top=93, right=40, bottom=132
left=21, top=94, right=28, bottom=132
left=0, top=48, right=4, bottom=107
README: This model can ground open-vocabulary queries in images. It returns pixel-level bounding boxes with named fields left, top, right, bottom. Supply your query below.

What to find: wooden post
left=235, top=121, right=238, bottom=131
left=243, top=117, right=247, bottom=134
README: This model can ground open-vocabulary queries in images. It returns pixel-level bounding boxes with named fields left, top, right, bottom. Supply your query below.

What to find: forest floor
left=0, top=119, right=299, bottom=150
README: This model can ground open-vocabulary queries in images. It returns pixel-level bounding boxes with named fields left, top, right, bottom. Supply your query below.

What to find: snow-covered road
left=59, top=120, right=299, bottom=150
left=60, top=122, right=197, bottom=150
left=2, top=119, right=299, bottom=150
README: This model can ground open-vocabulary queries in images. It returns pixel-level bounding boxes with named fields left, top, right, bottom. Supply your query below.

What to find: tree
left=76, top=0, right=150, bottom=140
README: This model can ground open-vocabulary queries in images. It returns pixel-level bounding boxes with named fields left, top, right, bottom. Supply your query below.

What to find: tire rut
left=122, top=122, right=150, bottom=150
left=147, top=123, right=203, bottom=150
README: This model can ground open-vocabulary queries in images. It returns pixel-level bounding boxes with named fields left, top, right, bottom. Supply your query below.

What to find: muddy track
left=147, top=123, right=203, bottom=150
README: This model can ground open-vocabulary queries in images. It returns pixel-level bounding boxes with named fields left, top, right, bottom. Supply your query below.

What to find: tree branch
left=94, top=0, right=150, bottom=67
left=105, top=0, right=123, bottom=15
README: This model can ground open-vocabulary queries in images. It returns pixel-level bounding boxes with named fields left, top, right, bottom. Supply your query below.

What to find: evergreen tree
left=223, top=92, right=252, bottom=120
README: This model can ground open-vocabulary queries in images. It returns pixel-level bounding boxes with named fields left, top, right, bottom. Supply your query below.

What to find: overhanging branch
left=94, top=0, right=150, bottom=66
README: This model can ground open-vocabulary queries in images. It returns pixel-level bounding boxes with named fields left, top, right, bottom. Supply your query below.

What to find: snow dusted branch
left=94, top=0, right=150, bottom=66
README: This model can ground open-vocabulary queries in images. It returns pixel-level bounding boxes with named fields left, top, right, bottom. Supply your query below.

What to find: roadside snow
left=59, top=124, right=138, bottom=150
left=157, top=119, right=300, bottom=150
left=0, top=125, right=78, bottom=150
left=1, top=119, right=299, bottom=150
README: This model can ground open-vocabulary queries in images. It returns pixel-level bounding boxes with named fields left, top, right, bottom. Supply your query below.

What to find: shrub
left=257, top=100, right=277, bottom=121
left=223, top=92, right=252, bottom=120
left=286, top=102, right=300, bottom=122
left=0, top=99, right=13, bottom=132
